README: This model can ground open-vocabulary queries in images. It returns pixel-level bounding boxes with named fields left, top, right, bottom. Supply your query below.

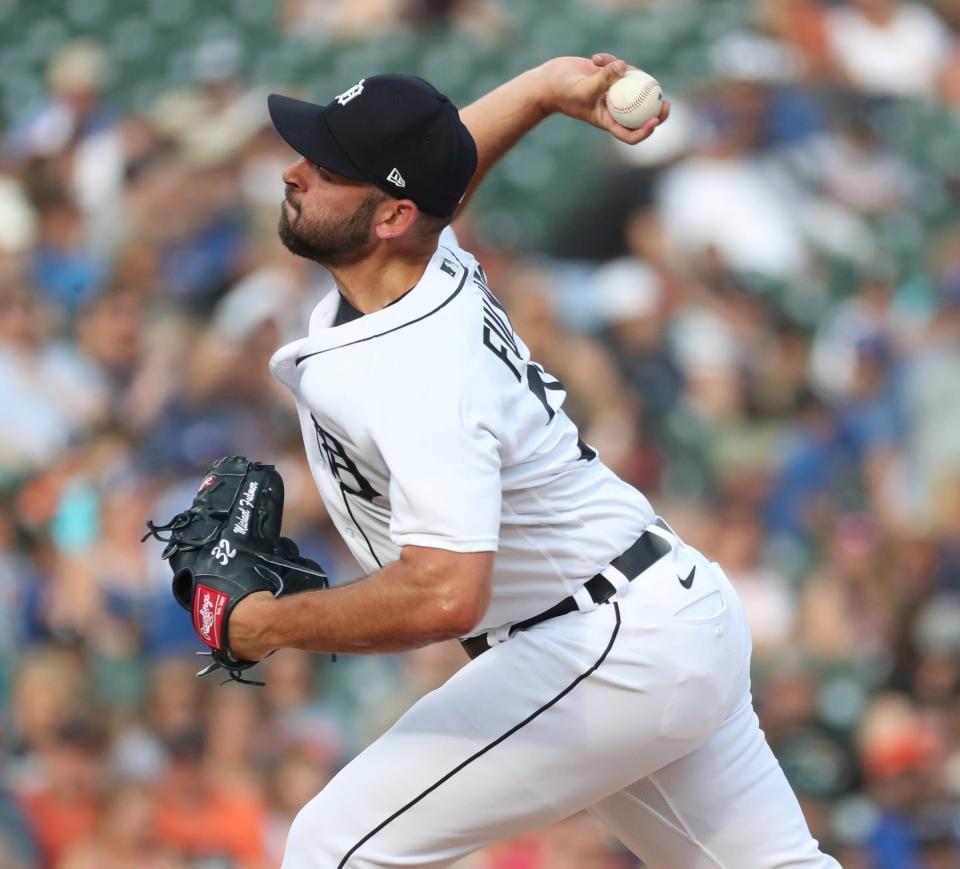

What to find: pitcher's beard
left=278, top=192, right=381, bottom=267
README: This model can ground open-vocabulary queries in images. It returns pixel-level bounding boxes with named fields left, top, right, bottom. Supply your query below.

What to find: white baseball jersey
left=270, top=228, right=655, bottom=634
left=272, top=228, right=838, bottom=869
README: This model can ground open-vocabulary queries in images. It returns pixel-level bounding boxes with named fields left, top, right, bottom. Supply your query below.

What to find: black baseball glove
left=143, top=456, right=329, bottom=685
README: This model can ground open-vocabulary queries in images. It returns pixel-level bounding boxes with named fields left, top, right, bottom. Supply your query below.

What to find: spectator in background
left=755, top=0, right=833, bottom=83
left=466, top=813, right=633, bottom=869
left=3, top=40, right=114, bottom=166
left=535, top=813, right=641, bottom=869
left=14, top=718, right=106, bottom=869
left=203, top=687, right=266, bottom=797
left=152, top=149, right=250, bottom=309
left=498, top=266, right=646, bottom=482
left=0, top=278, right=106, bottom=468
left=810, top=259, right=908, bottom=466
left=708, top=503, right=796, bottom=658
left=656, top=41, right=814, bottom=280
left=809, top=262, right=904, bottom=397
left=265, top=742, right=333, bottom=866
left=71, top=284, right=181, bottom=433
left=908, top=592, right=960, bottom=706
left=7, top=650, right=90, bottom=765
left=825, top=0, right=953, bottom=98
left=669, top=284, right=745, bottom=426
left=0, top=162, right=36, bottom=259
left=903, top=270, right=960, bottom=525
left=764, top=389, right=861, bottom=542
left=57, top=781, right=179, bottom=869
left=152, top=728, right=268, bottom=868
left=209, top=238, right=331, bottom=347
left=0, top=503, right=32, bottom=703
left=855, top=694, right=952, bottom=868
left=797, top=514, right=900, bottom=666
left=801, top=119, right=916, bottom=219
left=143, top=659, right=207, bottom=748
left=23, top=168, right=107, bottom=317
left=281, top=0, right=409, bottom=42
left=592, top=257, right=675, bottom=422
left=51, top=461, right=162, bottom=710
left=27, top=186, right=108, bottom=319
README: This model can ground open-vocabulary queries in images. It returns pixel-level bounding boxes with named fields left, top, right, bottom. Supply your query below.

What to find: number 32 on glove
left=143, top=456, right=330, bottom=685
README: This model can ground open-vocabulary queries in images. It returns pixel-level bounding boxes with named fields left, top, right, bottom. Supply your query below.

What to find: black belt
left=460, top=521, right=674, bottom=660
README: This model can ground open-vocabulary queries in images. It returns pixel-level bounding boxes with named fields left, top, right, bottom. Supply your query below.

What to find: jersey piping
left=296, top=247, right=467, bottom=364
left=340, top=489, right=383, bottom=568
left=335, top=603, right=623, bottom=868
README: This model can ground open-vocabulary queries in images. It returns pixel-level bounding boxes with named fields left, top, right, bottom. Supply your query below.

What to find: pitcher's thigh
left=589, top=698, right=841, bottom=869
left=280, top=594, right=742, bottom=869
left=281, top=606, right=643, bottom=868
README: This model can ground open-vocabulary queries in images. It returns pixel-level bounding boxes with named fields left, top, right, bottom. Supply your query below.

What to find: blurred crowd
left=2, top=0, right=960, bottom=866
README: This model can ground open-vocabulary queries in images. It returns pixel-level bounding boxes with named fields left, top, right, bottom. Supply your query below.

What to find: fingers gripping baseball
left=590, top=58, right=630, bottom=95
left=539, top=54, right=669, bottom=146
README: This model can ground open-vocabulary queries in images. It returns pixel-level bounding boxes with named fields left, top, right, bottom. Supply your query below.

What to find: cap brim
left=267, top=93, right=367, bottom=181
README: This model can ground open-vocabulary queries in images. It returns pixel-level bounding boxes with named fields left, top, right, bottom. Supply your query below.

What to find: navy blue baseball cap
left=268, top=75, right=477, bottom=218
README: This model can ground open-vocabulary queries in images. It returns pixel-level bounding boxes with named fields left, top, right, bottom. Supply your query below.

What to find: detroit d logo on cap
left=336, top=79, right=365, bottom=106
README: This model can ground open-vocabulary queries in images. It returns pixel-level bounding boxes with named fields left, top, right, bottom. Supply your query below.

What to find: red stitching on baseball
left=609, top=79, right=660, bottom=114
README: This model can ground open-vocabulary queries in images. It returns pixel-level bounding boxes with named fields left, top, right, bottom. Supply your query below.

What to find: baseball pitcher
left=150, top=55, right=840, bottom=868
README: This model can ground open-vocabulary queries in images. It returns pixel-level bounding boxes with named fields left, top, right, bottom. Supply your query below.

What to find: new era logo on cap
left=387, top=168, right=406, bottom=188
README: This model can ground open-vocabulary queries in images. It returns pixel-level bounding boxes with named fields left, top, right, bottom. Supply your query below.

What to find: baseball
left=605, top=69, right=664, bottom=129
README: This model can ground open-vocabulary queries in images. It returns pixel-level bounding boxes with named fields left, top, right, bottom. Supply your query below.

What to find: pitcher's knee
left=282, top=801, right=402, bottom=869
left=282, top=800, right=352, bottom=867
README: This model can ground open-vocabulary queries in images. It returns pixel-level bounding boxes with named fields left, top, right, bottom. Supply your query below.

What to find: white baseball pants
left=281, top=538, right=840, bottom=868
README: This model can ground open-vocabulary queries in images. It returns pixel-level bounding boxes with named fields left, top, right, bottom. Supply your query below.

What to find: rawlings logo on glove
left=195, top=584, right=228, bottom=648
left=143, top=456, right=330, bottom=685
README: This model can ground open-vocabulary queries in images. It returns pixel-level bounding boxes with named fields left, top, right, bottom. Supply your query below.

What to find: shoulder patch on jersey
left=440, top=258, right=458, bottom=278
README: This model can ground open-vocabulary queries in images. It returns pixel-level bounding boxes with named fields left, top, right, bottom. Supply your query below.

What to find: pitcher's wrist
left=228, top=590, right=275, bottom=661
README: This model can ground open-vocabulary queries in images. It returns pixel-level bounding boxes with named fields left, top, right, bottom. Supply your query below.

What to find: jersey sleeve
left=366, top=359, right=503, bottom=553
